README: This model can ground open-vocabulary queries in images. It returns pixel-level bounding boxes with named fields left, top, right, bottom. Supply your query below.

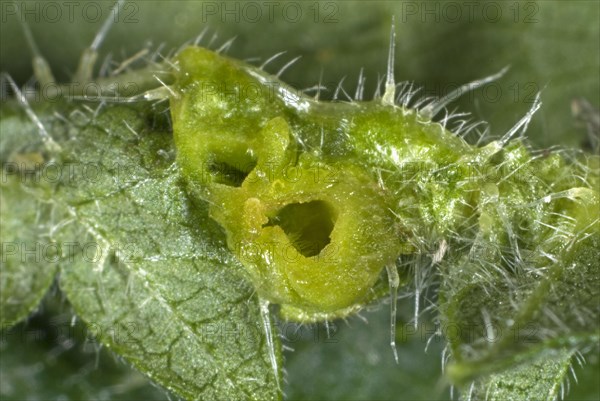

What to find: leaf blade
left=35, top=102, right=282, bottom=401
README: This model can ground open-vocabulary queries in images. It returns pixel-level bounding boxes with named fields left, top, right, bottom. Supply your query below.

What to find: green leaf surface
left=463, top=349, right=575, bottom=401
left=55, top=103, right=281, bottom=401
left=1, top=102, right=282, bottom=401
left=0, top=131, right=58, bottom=326
left=439, top=179, right=600, bottom=398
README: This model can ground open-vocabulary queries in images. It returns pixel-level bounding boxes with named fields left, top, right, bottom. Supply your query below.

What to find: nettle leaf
left=439, top=161, right=600, bottom=398
left=0, top=104, right=63, bottom=327
left=0, top=175, right=58, bottom=326
left=465, top=349, right=576, bottom=401
left=4, top=102, right=281, bottom=401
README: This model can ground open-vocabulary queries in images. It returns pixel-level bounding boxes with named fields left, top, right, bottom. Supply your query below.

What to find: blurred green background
left=1, top=1, right=598, bottom=400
